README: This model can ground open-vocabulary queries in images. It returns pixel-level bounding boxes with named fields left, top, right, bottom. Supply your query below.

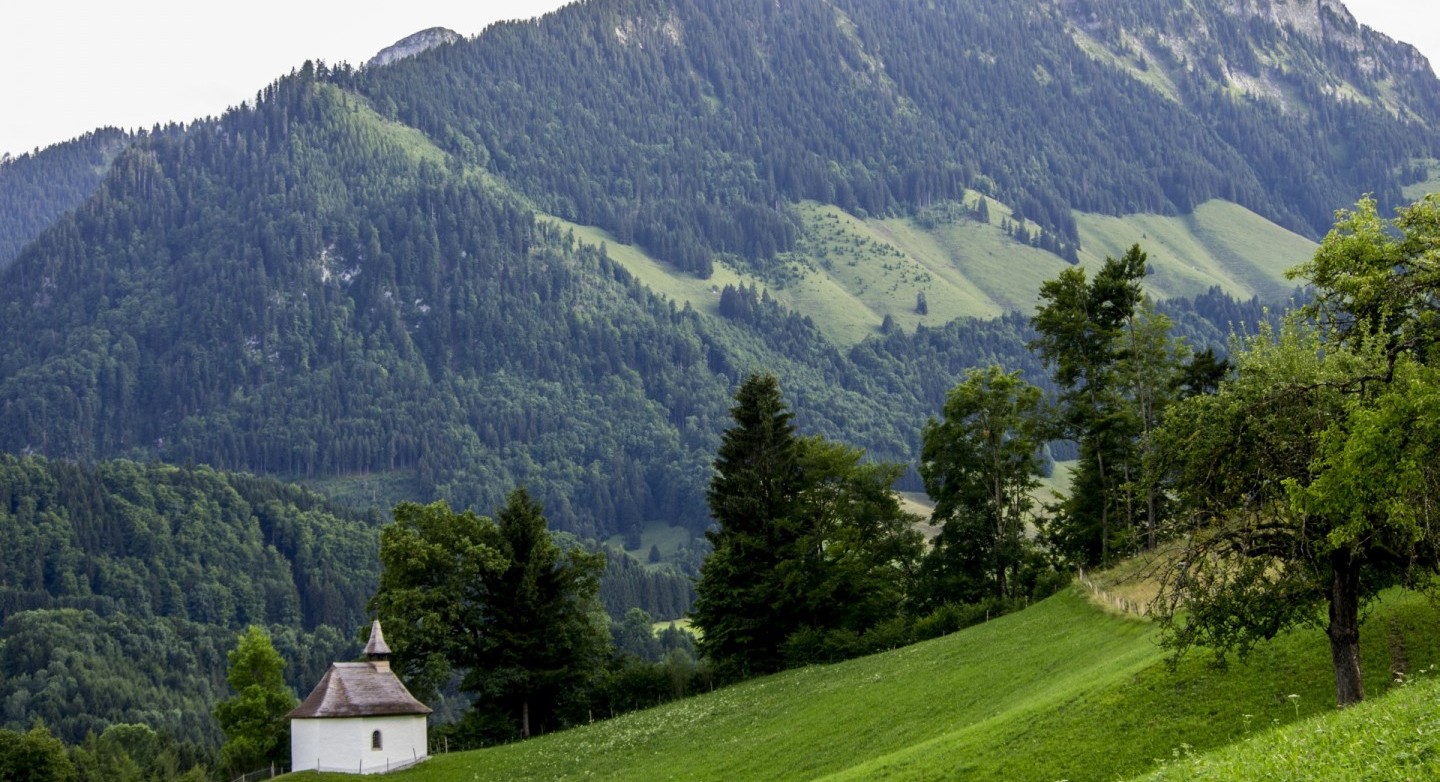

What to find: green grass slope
left=286, top=588, right=1440, bottom=782
left=1133, top=669, right=1440, bottom=781
left=1076, top=200, right=1316, bottom=304
left=544, top=196, right=1313, bottom=347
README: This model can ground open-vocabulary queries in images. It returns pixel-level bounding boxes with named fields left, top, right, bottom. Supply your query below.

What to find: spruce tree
left=692, top=373, right=804, bottom=680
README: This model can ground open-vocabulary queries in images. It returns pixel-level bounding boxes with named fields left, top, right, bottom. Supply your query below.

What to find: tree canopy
left=1156, top=195, right=1440, bottom=707
left=368, top=490, right=609, bottom=744
left=213, top=626, right=295, bottom=776
left=692, top=374, right=922, bottom=679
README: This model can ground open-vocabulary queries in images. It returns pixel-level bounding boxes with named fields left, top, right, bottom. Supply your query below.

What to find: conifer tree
left=692, top=373, right=804, bottom=680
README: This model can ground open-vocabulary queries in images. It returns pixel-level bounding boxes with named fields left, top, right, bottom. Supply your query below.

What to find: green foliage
left=918, top=366, right=1046, bottom=606
left=214, top=626, right=296, bottom=776
left=693, top=374, right=922, bottom=679
left=368, top=500, right=506, bottom=706
left=0, top=49, right=1286, bottom=548
left=369, top=492, right=610, bottom=743
left=1030, top=246, right=1159, bottom=565
left=1290, top=193, right=1440, bottom=360
left=0, top=455, right=374, bottom=747
left=0, top=129, right=128, bottom=269
left=69, top=724, right=209, bottom=782
left=0, top=724, right=77, bottom=782
left=359, top=0, right=1439, bottom=274
left=692, top=374, right=805, bottom=678
left=1156, top=195, right=1440, bottom=706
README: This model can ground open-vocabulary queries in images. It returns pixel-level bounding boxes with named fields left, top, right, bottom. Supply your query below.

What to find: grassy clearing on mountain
left=544, top=196, right=1316, bottom=348
left=1403, top=159, right=1440, bottom=201
left=282, top=588, right=1440, bottom=782
left=1076, top=199, right=1314, bottom=303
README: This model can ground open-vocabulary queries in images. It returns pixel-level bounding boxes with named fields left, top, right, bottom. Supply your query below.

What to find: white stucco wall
left=291, top=715, right=428, bottom=774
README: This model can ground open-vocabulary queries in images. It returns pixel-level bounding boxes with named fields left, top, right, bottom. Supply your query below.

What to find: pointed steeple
left=364, top=619, right=391, bottom=666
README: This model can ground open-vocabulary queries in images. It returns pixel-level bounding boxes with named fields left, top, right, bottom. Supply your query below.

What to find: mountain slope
left=0, top=128, right=127, bottom=268
left=0, top=0, right=1415, bottom=537
left=0, top=454, right=379, bottom=746
left=358, top=0, right=1437, bottom=270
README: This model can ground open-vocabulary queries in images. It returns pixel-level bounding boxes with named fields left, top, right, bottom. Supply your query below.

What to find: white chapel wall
left=292, top=714, right=428, bottom=774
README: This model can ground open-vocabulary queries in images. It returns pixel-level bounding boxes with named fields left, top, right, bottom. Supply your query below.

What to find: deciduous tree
left=917, top=366, right=1045, bottom=605
left=213, top=626, right=295, bottom=776
left=1156, top=195, right=1440, bottom=708
left=369, top=491, right=608, bottom=743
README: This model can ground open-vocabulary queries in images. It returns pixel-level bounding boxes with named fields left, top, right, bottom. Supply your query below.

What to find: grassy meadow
left=543, top=195, right=1315, bottom=347
left=283, top=586, right=1440, bottom=782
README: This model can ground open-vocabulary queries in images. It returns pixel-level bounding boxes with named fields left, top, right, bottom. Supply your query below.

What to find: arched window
left=372, top=730, right=382, bottom=750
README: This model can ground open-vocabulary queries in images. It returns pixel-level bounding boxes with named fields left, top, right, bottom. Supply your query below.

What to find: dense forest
left=0, top=62, right=1278, bottom=540
left=359, top=0, right=1438, bottom=273
left=0, top=0, right=1421, bottom=541
left=0, top=128, right=128, bottom=268
left=0, top=455, right=692, bottom=752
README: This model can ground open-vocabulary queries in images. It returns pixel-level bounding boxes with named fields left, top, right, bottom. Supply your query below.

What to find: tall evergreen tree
left=1030, top=245, right=1150, bottom=565
left=472, top=488, right=609, bottom=740
left=692, top=373, right=804, bottom=680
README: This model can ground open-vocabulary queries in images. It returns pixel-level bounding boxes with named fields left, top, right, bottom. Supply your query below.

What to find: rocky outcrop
left=366, top=27, right=462, bottom=69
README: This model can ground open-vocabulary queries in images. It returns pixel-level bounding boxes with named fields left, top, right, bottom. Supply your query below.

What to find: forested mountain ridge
left=1063, top=0, right=1439, bottom=121
left=0, top=128, right=129, bottom=268
left=0, top=0, right=1426, bottom=542
left=358, top=0, right=1437, bottom=273
left=0, top=453, right=696, bottom=749
left=0, top=454, right=379, bottom=746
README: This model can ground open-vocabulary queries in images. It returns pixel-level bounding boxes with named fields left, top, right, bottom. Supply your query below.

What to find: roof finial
left=364, top=619, right=392, bottom=662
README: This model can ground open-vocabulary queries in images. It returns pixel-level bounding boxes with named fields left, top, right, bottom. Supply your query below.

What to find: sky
left=2, top=0, right=1437, bottom=158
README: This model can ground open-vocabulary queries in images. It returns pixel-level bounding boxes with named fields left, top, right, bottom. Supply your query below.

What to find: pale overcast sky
left=1, top=0, right=1436, bottom=158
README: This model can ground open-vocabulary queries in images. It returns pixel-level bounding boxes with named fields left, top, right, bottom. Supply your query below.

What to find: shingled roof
left=289, top=620, right=431, bottom=719
left=288, top=662, right=432, bottom=718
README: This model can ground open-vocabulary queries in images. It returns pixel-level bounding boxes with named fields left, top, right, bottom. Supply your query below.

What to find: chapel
left=289, top=620, right=432, bottom=774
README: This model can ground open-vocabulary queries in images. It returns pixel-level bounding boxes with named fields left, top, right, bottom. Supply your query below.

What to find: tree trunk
left=1327, top=549, right=1365, bottom=707
left=522, top=698, right=531, bottom=739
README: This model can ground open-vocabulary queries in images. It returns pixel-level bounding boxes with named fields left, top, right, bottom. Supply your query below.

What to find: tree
left=692, top=373, right=804, bottom=679
left=0, top=725, right=76, bottom=782
left=468, top=488, right=609, bottom=740
left=1155, top=195, right=1440, bottom=708
left=692, top=374, right=922, bottom=676
left=369, top=491, right=608, bottom=743
left=213, top=626, right=296, bottom=776
left=1029, top=245, right=1190, bottom=562
left=917, top=366, right=1045, bottom=605
left=367, top=500, right=505, bottom=708
left=780, top=436, right=923, bottom=664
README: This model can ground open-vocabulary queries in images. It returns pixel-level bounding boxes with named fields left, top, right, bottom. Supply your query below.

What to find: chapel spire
left=364, top=619, right=392, bottom=664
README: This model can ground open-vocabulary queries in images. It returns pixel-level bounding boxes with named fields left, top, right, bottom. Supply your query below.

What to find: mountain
left=0, top=0, right=1432, bottom=540
left=0, top=455, right=379, bottom=746
left=0, top=128, right=128, bottom=269
left=366, top=27, right=463, bottom=69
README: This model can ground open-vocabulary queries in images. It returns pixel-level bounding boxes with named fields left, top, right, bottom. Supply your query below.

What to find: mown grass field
left=283, top=587, right=1440, bottom=782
